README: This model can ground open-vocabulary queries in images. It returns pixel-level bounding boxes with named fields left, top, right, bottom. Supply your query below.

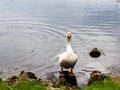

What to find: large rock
left=19, top=71, right=37, bottom=80
left=39, top=71, right=80, bottom=90
left=6, top=71, right=37, bottom=86
left=5, top=76, right=19, bottom=86
left=87, top=70, right=105, bottom=85
left=55, top=71, right=80, bottom=89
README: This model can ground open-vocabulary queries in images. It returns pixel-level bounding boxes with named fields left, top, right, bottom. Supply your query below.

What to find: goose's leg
left=68, top=68, right=75, bottom=77
left=61, top=67, right=63, bottom=72
left=59, top=67, right=64, bottom=77
left=71, top=68, right=73, bottom=73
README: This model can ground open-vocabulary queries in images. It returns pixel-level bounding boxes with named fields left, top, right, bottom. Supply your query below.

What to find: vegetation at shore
left=0, top=76, right=120, bottom=90
left=0, top=81, right=47, bottom=90
left=81, top=76, right=120, bottom=90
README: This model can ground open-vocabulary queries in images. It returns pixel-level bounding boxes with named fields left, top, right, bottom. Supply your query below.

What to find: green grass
left=11, top=81, right=47, bottom=90
left=81, top=76, right=120, bottom=90
left=0, top=81, right=47, bottom=90
left=0, top=82, right=9, bottom=90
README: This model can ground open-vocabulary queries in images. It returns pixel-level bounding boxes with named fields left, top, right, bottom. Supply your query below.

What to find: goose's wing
left=59, top=52, right=66, bottom=61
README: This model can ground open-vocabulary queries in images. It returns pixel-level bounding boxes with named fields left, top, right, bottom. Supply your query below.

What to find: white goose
left=59, top=32, right=78, bottom=74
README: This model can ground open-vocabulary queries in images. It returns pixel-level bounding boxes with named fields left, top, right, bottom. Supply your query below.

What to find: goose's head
left=67, top=32, right=72, bottom=41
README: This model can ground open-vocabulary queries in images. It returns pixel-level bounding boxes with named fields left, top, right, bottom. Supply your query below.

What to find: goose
left=59, top=32, right=78, bottom=75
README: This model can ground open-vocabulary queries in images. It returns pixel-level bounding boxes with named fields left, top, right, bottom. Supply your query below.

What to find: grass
left=81, top=76, right=120, bottom=90
left=0, top=81, right=47, bottom=90
left=0, top=82, right=9, bottom=90
left=11, top=81, right=47, bottom=90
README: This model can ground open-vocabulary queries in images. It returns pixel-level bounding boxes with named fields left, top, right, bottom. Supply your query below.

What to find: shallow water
left=0, top=0, right=120, bottom=87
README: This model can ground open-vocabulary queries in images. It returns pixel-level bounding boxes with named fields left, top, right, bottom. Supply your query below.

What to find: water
left=0, top=0, right=120, bottom=87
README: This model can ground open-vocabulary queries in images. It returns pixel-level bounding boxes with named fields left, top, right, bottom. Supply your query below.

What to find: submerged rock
left=89, top=48, right=101, bottom=58
left=87, top=70, right=105, bottom=85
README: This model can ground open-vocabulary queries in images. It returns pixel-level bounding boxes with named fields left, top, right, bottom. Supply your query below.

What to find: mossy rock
left=5, top=76, right=19, bottom=86
left=87, top=70, right=105, bottom=85
left=20, top=71, right=37, bottom=80
left=5, top=71, right=37, bottom=86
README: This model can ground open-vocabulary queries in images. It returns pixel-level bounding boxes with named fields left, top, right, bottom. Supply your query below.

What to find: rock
left=55, top=71, right=78, bottom=88
left=42, top=73, right=58, bottom=88
left=45, top=73, right=57, bottom=83
left=19, top=71, right=37, bottom=80
left=55, top=76, right=67, bottom=87
left=5, top=71, right=37, bottom=86
left=87, top=70, right=105, bottom=85
left=37, top=71, right=80, bottom=89
left=89, top=48, right=101, bottom=58
left=5, top=76, right=19, bottom=86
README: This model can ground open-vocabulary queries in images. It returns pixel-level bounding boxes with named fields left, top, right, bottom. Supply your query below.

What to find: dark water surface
left=0, top=0, right=120, bottom=87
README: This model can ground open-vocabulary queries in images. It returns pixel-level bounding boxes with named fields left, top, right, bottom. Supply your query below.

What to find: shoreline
left=0, top=70, right=120, bottom=90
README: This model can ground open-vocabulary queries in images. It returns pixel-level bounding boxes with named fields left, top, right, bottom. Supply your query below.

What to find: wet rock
left=6, top=71, right=37, bottom=86
left=89, top=48, right=101, bottom=58
left=45, top=73, right=57, bottom=83
left=55, top=76, right=67, bottom=87
left=55, top=71, right=79, bottom=89
left=5, top=76, right=19, bottom=86
left=87, top=70, right=105, bottom=85
left=42, top=73, right=58, bottom=88
left=19, top=71, right=37, bottom=80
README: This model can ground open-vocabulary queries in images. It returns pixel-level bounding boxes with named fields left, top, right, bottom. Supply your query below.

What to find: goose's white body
left=59, top=32, right=77, bottom=71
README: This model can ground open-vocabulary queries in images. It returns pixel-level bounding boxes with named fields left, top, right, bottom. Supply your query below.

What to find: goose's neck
left=66, top=38, right=72, bottom=51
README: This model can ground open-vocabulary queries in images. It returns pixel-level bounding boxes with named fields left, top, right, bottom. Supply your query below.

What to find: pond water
left=0, top=0, right=120, bottom=87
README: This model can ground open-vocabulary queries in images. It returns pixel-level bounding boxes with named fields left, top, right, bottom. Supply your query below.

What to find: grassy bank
left=81, top=76, right=120, bottom=90
left=0, top=76, right=120, bottom=90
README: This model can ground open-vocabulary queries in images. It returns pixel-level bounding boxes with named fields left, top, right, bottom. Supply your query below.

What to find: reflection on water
left=0, top=0, right=120, bottom=87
